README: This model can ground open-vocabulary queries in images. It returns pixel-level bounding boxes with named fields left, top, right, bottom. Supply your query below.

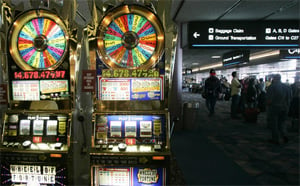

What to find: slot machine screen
left=40, top=80, right=69, bottom=96
left=11, top=80, right=69, bottom=101
left=3, top=114, right=69, bottom=145
left=33, top=120, right=44, bottom=136
left=93, top=166, right=166, bottom=186
left=98, top=77, right=163, bottom=101
left=125, top=121, right=137, bottom=138
left=12, top=80, right=40, bottom=101
left=110, top=121, right=122, bottom=137
left=19, top=119, right=31, bottom=136
left=94, top=114, right=167, bottom=147
left=46, top=120, right=58, bottom=136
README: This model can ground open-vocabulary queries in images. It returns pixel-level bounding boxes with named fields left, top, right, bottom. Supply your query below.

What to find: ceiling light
left=199, top=62, right=223, bottom=71
left=211, top=56, right=221, bottom=59
left=250, top=50, right=279, bottom=60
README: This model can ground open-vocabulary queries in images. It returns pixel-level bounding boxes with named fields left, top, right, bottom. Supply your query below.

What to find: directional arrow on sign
left=193, top=32, right=200, bottom=38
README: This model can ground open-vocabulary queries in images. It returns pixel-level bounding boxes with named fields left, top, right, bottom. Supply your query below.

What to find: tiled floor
left=170, top=92, right=299, bottom=186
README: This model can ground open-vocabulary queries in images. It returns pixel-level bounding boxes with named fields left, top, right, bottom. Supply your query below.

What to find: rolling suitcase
left=244, top=107, right=259, bottom=123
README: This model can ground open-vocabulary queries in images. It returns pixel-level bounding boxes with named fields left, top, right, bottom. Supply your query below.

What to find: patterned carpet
left=171, top=92, right=299, bottom=186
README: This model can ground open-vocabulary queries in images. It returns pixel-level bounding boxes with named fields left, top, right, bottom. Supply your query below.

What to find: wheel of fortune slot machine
left=90, top=4, right=171, bottom=186
left=1, top=9, right=74, bottom=186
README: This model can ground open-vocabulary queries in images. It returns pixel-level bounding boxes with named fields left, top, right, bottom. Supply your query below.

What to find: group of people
left=203, top=69, right=299, bottom=145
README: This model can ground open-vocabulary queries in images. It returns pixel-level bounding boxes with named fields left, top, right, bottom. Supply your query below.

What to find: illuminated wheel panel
left=9, top=10, right=68, bottom=70
left=97, top=5, right=164, bottom=69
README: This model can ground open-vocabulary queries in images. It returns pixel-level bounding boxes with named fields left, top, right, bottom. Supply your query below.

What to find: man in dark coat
left=204, top=69, right=221, bottom=116
left=266, top=74, right=292, bottom=144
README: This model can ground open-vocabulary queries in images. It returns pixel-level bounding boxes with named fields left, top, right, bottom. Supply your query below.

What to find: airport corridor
left=170, top=92, right=299, bottom=185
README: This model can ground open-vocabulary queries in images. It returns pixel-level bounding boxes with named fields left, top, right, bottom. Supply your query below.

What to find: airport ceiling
left=170, top=0, right=300, bottom=71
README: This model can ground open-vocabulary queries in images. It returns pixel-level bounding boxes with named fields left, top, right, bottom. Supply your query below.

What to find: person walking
left=266, top=74, right=292, bottom=145
left=257, top=78, right=267, bottom=112
left=230, top=71, right=242, bottom=119
left=204, top=69, right=221, bottom=116
left=288, top=76, right=300, bottom=130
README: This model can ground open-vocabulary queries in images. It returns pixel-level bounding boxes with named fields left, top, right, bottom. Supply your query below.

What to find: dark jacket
left=266, top=81, right=292, bottom=111
left=204, top=76, right=221, bottom=98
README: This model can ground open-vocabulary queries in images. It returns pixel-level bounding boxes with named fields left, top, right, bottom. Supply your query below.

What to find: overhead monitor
left=222, top=50, right=250, bottom=67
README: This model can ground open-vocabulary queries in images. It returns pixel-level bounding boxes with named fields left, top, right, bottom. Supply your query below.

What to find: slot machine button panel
left=108, top=145, right=113, bottom=150
left=22, top=140, right=32, bottom=148
left=154, top=144, right=161, bottom=151
left=54, top=142, right=63, bottom=149
left=7, top=142, right=14, bottom=147
left=13, top=142, right=20, bottom=148
left=118, top=143, right=127, bottom=151
left=2, top=141, right=8, bottom=147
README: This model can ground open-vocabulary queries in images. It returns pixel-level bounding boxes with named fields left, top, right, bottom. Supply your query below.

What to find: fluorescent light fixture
left=211, top=56, right=221, bottom=59
left=250, top=50, right=279, bottom=60
left=199, top=62, right=223, bottom=71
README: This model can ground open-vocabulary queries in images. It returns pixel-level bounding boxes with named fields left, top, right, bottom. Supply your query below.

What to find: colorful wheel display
left=9, top=9, right=68, bottom=70
left=97, top=5, right=164, bottom=69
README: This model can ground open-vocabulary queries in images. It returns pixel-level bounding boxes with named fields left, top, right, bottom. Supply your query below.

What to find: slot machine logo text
left=137, top=168, right=159, bottom=184
left=10, top=165, right=56, bottom=184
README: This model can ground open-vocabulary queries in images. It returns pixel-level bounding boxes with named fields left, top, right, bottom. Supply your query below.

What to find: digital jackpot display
left=97, top=5, right=164, bottom=69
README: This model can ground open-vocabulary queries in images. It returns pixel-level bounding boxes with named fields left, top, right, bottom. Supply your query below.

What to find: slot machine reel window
left=3, top=114, right=68, bottom=146
left=94, top=114, right=167, bottom=150
left=9, top=9, right=68, bottom=71
left=97, top=5, right=164, bottom=69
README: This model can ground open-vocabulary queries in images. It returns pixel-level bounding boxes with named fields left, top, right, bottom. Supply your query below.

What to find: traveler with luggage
left=230, top=71, right=242, bottom=119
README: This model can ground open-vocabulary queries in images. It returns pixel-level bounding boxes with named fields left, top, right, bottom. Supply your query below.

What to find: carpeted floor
left=169, top=92, right=299, bottom=186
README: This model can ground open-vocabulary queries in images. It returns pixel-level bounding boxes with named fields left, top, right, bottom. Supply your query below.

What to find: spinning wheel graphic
left=97, top=5, right=165, bottom=69
left=9, top=9, right=68, bottom=70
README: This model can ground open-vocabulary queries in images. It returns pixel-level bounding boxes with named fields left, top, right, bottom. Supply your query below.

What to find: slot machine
left=0, top=7, right=77, bottom=186
left=89, top=4, right=171, bottom=186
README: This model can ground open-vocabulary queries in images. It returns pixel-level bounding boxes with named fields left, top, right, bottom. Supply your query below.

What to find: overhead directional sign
left=188, top=21, right=300, bottom=48
left=193, top=32, right=200, bottom=38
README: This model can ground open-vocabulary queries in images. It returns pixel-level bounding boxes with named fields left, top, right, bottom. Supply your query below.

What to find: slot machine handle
left=78, top=115, right=87, bottom=154
left=170, top=117, right=179, bottom=139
